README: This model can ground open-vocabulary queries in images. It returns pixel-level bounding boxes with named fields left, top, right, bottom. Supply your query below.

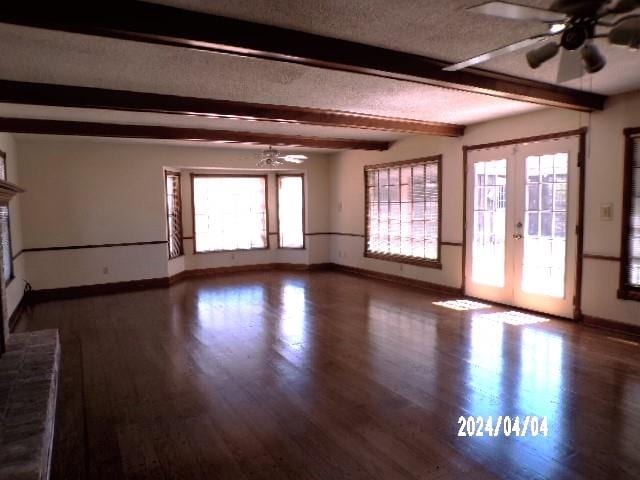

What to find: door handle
left=513, top=234, right=523, bottom=240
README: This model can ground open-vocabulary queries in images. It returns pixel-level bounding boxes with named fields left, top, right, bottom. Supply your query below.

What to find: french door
left=465, top=137, right=579, bottom=318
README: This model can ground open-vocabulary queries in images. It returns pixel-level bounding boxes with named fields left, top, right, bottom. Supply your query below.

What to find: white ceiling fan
left=444, top=0, right=640, bottom=82
left=255, top=146, right=307, bottom=167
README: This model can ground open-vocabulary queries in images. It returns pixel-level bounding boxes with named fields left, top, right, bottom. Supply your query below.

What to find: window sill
left=617, top=288, right=640, bottom=302
left=364, top=251, right=442, bottom=269
left=278, top=247, right=306, bottom=250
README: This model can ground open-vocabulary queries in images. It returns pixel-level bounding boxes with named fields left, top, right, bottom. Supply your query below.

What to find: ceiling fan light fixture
left=526, top=42, right=560, bottom=68
left=581, top=42, right=606, bottom=73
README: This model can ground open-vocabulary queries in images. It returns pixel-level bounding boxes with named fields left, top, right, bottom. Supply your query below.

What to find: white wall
left=0, top=132, right=25, bottom=318
left=15, top=138, right=332, bottom=289
left=328, top=135, right=463, bottom=289
left=8, top=89, right=640, bottom=328
left=329, top=90, right=640, bottom=327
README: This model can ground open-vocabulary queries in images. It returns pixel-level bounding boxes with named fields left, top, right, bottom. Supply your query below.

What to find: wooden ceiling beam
left=0, top=80, right=464, bottom=137
left=0, top=1, right=606, bottom=112
left=0, top=118, right=390, bottom=151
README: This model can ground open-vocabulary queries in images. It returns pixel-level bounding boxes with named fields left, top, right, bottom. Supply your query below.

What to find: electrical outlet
left=231, top=253, right=235, bottom=260
left=102, top=267, right=109, bottom=275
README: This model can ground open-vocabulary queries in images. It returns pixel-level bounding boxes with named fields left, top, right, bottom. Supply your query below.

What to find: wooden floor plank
left=14, top=271, right=640, bottom=480
left=117, top=423, right=166, bottom=480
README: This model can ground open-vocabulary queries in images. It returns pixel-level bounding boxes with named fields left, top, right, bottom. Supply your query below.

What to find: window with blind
left=620, top=128, right=640, bottom=300
left=277, top=174, right=305, bottom=249
left=165, top=171, right=184, bottom=259
left=192, top=175, right=268, bottom=253
left=0, top=151, right=13, bottom=283
left=365, top=155, right=441, bottom=267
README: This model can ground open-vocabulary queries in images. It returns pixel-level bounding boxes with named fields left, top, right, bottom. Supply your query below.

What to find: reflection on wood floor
left=15, top=271, right=640, bottom=479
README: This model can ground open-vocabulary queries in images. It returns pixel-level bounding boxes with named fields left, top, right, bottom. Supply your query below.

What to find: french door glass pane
left=522, top=153, right=568, bottom=297
left=472, top=159, right=507, bottom=287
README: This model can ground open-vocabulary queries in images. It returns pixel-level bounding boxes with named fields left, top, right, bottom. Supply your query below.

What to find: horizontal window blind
left=627, top=135, right=640, bottom=287
left=365, top=157, right=440, bottom=264
left=0, top=206, right=11, bottom=283
left=165, top=172, right=184, bottom=259
left=0, top=154, right=12, bottom=283
left=193, top=176, right=267, bottom=253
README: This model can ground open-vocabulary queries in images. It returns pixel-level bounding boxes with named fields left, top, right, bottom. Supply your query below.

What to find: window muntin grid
left=522, top=153, right=569, bottom=298
left=472, top=159, right=507, bottom=287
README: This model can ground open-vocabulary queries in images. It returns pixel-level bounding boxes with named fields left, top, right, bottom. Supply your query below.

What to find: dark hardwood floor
left=14, top=271, right=640, bottom=479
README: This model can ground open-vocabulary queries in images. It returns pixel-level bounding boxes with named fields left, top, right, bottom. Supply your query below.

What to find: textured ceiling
left=154, top=0, right=640, bottom=95
left=0, top=24, right=540, bottom=127
left=1, top=1, right=638, bottom=149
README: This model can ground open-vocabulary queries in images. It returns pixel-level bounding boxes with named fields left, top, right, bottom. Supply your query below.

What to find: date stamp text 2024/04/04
left=457, top=415, right=549, bottom=438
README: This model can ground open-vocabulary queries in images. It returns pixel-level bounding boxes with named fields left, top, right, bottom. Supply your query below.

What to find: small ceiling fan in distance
left=444, top=0, right=640, bottom=82
left=255, top=146, right=307, bottom=167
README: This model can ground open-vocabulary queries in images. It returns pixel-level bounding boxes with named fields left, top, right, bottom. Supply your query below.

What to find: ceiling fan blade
left=278, top=155, right=306, bottom=163
left=608, top=15, right=640, bottom=48
left=556, top=48, right=584, bottom=83
left=597, top=14, right=620, bottom=26
left=606, top=0, right=640, bottom=14
left=444, top=34, right=550, bottom=71
left=551, top=0, right=611, bottom=16
left=469, top=1, right=567, bottom=23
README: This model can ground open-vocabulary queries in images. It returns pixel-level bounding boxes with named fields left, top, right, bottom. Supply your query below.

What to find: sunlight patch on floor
left=433, top=299, right=493, bottom=311
left=477, top=311, right=550, bottom=326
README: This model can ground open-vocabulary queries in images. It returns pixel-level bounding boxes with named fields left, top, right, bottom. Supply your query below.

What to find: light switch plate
left=600, top=203, right=613, bottom=221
